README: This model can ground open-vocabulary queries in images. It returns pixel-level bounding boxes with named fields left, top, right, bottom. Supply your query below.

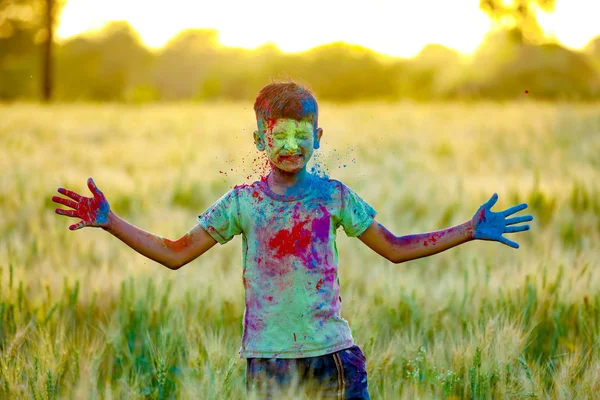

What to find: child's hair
left=253, top=80, right=318, bottom=130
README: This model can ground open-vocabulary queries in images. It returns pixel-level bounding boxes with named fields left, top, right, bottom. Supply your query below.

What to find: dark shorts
left=246, top=345, right=370, bottom=399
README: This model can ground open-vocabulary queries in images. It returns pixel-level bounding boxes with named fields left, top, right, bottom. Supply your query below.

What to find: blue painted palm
left=472, top=193, right=533, bottom=248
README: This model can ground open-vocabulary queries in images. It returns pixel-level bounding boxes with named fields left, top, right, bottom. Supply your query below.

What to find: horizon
left=56, top=0, right=600, bottom=58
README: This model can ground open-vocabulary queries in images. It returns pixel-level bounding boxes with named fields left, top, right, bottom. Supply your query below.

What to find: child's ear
left=253, top=130, right=265, bottom=151
left=313, top=128, right=323, bottom=149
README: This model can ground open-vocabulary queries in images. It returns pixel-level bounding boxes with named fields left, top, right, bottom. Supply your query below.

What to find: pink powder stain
left=422, top=231, right=446, bottom=247
left=311, top=205, right=331, bottom=241
left=271, top=270, right=295, bottom=292
left=311, top=303, right=335, bottom=325
left=308, top=207, right=332, bottom=268
left=245, top=315, right=264, bottom=337
left=256, top=253, right=294, bottom=291
left=243, top=289, right=266, bottom=340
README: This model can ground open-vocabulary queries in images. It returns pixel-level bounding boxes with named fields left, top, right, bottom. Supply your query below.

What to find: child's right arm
left=52, top=178, right=217, bottom=270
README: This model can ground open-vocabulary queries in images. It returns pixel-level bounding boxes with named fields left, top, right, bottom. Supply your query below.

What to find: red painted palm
left=52, top=178, right=111, bottom=231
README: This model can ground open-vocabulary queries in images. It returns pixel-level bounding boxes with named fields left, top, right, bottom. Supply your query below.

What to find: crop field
left=0, top=101, right=599, bottom=399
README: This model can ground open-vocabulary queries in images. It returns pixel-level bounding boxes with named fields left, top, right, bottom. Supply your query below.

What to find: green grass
left=0, top=101, right=599, bottom=399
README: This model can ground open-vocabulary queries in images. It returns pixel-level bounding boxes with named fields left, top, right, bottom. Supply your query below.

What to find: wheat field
left=0, top=101, right=599, bottom=399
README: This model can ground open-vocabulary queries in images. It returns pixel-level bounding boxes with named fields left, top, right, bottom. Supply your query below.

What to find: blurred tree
left=151, top=29, right=219, bottom=100
left=403, top=44, right=463, bottom=100
left=56, top=21, right=152, bottom=101
left=585, top=35, right=600, bottom=59
left=41, top=0, right=58, bottom=101
left=460, top=29, right=523, bottom=95
left=459, top=41, right=600, bottom=100
left=303, top=42, right=402, bottom=102
left=583, top=35, right=600, bottom=83
left=0, top=0, right=64, bottom=100
left=3, top=3, right=598, bottom=103
left=479, top=0, right=555, bottom=44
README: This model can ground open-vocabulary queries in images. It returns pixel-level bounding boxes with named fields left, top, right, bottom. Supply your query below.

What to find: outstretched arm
left=358, top=193, right=533, bottom=264
left=52, top=178, right=217, bottom=270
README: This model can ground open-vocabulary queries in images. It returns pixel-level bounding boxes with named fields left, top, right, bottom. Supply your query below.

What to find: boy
left=52, top=81, right=533, bottom=399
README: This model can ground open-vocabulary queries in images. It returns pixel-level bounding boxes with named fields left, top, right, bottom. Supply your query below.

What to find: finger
left=502, top=203, right=528, bottom=217
left=498, top=236, right=519, bottom=249
left=57, top=187, right=82, bottom=202
left=505, top=215, right=533, bottom=225
left=52, top=196, right=78, bottom=209
left=505, top=225, right=530, bottom=233
left=55, top=208, right=79, bottom=218
left=88, top=177, right=104, bottom=198
left=485, top=193, right=498, bottom=209
left=69, top=220, right=88, bottom=231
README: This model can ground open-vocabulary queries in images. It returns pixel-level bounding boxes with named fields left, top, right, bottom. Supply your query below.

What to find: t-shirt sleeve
left=339, top=182, right=377, bottom=237
left=197, top=188, right=242, bottom=244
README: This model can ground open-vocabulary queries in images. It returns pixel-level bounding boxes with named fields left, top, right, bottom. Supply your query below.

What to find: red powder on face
left=264, top=117, right=277, bottom=133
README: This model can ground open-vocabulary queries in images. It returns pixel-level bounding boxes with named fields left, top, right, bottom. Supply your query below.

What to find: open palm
left=52, top=177, right=110, bottom=231
left=472, top=193, right=533, bottom=248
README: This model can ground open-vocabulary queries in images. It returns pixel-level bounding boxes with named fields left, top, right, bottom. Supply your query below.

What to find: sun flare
left=56, top=0, right=599, bottom=57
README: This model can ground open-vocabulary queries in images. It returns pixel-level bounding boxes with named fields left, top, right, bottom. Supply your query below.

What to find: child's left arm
left=357, top=193, right=533, bottom=264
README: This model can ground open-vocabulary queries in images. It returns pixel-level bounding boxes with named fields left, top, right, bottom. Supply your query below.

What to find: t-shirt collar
left=259, top=172, right=316, bottom=202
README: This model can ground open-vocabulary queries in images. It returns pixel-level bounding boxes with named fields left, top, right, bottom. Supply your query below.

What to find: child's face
left=254, top=118, right=323, bottom=174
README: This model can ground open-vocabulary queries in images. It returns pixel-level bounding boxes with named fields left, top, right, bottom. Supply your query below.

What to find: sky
left=56, top=0, right=600, bottom=58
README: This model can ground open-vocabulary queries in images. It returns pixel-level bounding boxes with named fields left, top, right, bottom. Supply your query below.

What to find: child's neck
left=267, top=167, right=311, bottom=191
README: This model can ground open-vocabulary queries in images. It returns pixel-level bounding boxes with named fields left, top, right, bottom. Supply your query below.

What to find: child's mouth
left=279, top=155, right=303, bottom=163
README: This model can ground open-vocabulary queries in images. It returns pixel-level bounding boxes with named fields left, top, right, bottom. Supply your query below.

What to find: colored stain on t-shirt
left=198, top=173, right=376, bottom=359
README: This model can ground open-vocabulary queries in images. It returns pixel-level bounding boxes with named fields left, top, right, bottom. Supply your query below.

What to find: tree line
left=1, top=0, right=600, bottom=102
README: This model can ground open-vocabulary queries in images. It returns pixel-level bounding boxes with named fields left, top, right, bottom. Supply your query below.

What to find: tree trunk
left=42, top=0, right=54, bottom=102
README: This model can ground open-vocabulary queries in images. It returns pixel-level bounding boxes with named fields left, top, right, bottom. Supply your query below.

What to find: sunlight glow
left=535, top=0, right=600, bottom=50
left=56, top=0, right=599, bottom=58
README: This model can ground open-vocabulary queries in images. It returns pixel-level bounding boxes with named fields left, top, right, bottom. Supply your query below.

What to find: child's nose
left=283, top=137, right=300, bottom=150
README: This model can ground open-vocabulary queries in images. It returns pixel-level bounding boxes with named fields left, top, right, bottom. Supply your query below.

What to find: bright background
left=56, top=0, right=599, bottom=57
left=1, top=1, right=600, bottom=398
